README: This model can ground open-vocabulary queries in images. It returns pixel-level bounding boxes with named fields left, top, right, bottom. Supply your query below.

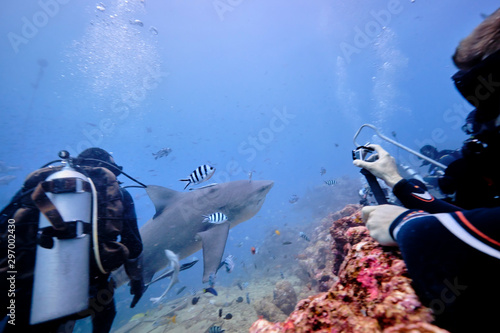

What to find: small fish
left=171, top=315, right=176, bottom=324
left=180, top=164, right=215, bottom=189
left=209, top=326, right=225, bottom=333
left=130, top=19, right=144, bottom=27
left=208, top=273, right=216, bottom=288
left=250, top=247, right=256, bottom=255
left=181, top=258, right=199, bottom=271
left=219, top=255, right=234, bottom=273
left=192, top=296, right=200, bottom=305
left=153, top=147, right=172, bottom=160
left=299, top=232, right=310, bottom=242
left=237, top=282, right=243, bottom=290
left=289, top=195, right=299, bottom=204
left=202, top=212, right=228, bottom=224
left=246, top=292, right=251, bottom=304
left=219, top=308, right=222, bottom=317
left=203, top=287, right=218, bottom=296
left=149, top=26, right=158, bottom=35
left=189, top=287, right=197, bottom=295
left=320, top=167, right=326, bottom=176
left=275, top=230, right=280, bottom=236
left=282, top=241, right=292, bottom=245
left=96, top=2, right=105, bottom=11
left=324, top=179, right=338, bottom=186
left=176, top=286, right=186, bottom=295
left=129, top=312, right=147, bottom=321
left=280, top=271, right=285, bottom=279
left=224, top=313, right=233, bottom=320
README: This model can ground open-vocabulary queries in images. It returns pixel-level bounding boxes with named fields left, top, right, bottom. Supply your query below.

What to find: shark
left=112, top=179, right=274, bottom=287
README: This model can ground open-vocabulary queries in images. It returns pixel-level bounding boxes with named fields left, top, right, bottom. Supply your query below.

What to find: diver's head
left=420, top=145, right=438, bottom=160
left=77, top=147, right=123, bottom=176
left=452, top=9, right=500, bottom=124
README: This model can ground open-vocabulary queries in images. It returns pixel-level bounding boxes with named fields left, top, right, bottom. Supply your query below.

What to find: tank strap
left=38, top=222, right=92, bottom=249
left=31, top=178, right=91, bottom=231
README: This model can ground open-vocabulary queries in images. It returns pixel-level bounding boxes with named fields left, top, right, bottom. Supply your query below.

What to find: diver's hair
left=453, top=8, right=500, bottom=71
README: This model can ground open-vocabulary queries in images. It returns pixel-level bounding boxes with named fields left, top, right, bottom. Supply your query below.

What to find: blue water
left=1, top=0, right=498, bottom=331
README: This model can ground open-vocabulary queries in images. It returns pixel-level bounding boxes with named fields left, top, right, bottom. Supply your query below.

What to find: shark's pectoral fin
left=197, top=223, right=230, bottom=283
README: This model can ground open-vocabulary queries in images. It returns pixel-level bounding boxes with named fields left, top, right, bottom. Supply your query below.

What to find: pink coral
left=249, top=206, right=448, bottom=333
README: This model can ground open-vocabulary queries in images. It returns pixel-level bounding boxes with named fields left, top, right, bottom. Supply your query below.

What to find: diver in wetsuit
left=418, top=144, right=461, bottom=189
left=353, top=8, right=500, bottom=333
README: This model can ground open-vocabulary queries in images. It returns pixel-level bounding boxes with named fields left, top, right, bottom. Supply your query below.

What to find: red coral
left=250, top=206, right=448, bottom=333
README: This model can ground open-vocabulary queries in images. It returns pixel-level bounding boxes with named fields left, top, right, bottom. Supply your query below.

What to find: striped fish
left=299, top=231, right=310, bottom=242
left=324, top=179, right=338, bottom=186
left=180, top=164, right=215, bottom=189
left=209, top=326, right=225, bottom=333
left=202, top=212, right=228, bottom=224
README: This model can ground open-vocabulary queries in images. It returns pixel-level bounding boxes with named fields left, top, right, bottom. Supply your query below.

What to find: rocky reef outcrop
left=272, top=280, right=297, bottom=315
left=250, top=205, right=449, bottom=333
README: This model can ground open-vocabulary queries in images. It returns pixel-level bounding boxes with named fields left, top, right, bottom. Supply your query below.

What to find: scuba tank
left=30, top=151, right=93, bottom=325
left=399, top=164, right=426, bottom=183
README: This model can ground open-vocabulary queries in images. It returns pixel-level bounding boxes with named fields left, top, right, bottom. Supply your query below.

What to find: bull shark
left=113, top=179, right=274, bottom=288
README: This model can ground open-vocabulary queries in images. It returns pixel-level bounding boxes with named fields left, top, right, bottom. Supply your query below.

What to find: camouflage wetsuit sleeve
left=392, top=178, right=460, bottom=213
left=388, top=207, right=500, bottom=332
left=120, top=189, right=142, bottom=260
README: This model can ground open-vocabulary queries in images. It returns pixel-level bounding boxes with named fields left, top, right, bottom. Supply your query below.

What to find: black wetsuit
left=390, top=179, right=500, bottom=332
left=84, top=188, right=143, bottom=333
left=438, top=157, right=500, bottom=209
left=1, top=188, right=142, bottom=333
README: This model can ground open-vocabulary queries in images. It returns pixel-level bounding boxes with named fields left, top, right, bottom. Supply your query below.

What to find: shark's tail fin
left=179, top=179, right=191, bottom=190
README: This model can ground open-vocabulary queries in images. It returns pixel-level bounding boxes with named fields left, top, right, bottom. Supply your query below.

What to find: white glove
left=353, top=144, right=403, bottom=188
left=361, top=205, right=409, bottom=246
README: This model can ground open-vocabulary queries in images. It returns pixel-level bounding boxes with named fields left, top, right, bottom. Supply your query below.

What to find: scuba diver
left=438, top=109, right=500, bottom=209
left=0, top=148, right=145, bottom=333
left=418, top=144, right=461, bottom=188
left=353, top=8, right=500, bottom=332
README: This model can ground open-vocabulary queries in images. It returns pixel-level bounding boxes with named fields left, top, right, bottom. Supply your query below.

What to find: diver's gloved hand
left=353, top=144, right=403, bottom=188
left=129, top=278, right=145, bottom=308
left=362, top=204, right=408, bottom=246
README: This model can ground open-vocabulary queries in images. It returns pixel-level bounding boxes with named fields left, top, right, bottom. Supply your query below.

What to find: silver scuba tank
left=30, top=154, right=92, bottom=325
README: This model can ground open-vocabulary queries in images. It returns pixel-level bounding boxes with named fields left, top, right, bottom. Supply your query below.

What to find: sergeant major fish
left=203, top=212, right=228, bottom=224
left=299, top=232, right=310, bottom=242
left=180, top=164, right=215, bottom=189
left=324, top=179, right=338, bottom=186
left=218, top=255, right=234, bottom=273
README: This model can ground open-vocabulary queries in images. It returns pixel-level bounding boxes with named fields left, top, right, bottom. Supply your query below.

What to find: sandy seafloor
left=112, top=274, right=310, bottom=333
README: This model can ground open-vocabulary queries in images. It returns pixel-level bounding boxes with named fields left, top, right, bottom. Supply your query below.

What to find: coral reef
left=272, top=280, right=298, bottom=315
left=249, top=206, right=449, bottom=333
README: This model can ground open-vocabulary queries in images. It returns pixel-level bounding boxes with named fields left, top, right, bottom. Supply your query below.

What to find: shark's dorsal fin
left=146, top=185, right=180, bottom=216
left=197, top=223, right=230, bottom=283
